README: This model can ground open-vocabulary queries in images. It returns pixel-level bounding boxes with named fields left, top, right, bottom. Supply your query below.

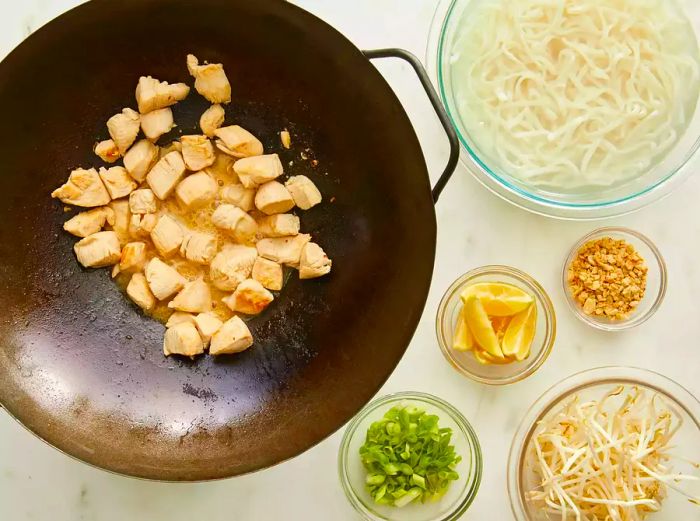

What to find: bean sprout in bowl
left=436, top=0, right=700, bottom=218
left=507, top=367, right=700, bottom=521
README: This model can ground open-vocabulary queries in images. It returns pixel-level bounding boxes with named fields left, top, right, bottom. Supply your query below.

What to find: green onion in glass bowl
left=339, top=392, right=482, bottom=521
left=359, top=404, right=462, bottom=507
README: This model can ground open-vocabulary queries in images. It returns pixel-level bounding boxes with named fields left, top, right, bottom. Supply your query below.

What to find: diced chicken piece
left=168, top=278, right=212, bottom=313
left=123, top=139, right=159, bottom=182
left=180, top=135, right=215, bottom=171
left=280, top=130, right=291, bottom=149
left=233, top=154, right=283, bottom=188
left=286, top=175, right=322, bottom=210
left=138, top=214, right=157, bottom=234
left=299, top=242, right=332, bottom=279
left=209, top=316, right=253, bottom=355
left=129, top=188, right=158, bottom=214
left=257, top=214, right=300, bottom=238
left=159, top=141, right=182, bottom=158
left=186, top=54, right=231, bottom=104
left=107, top=108, right=140, bottom=154
left=211, top=204, right=257, bottom=243
left=119, top=241, right=148, bottom=273
left=52, top=168, right=111, bottom=207
left=63, top=207, right=111, bottom=237
left=175, top=171, right=217, bottom=208
left=180, top=232, right=217, bottom=264
left=208, top=152, right=236, bottom=180
left=200, top=104, right=225, bottom=137
left=193, top=312, right=223, bottom=344
left=98, top=166, right=137, bottom=200
left=222, top=279, right=274, bottom=315
left=135, top=76, right=190, bottom=114
left=127, top=273, right=156, bottom=312
left=108, top=199, right=131, bottom=244
left=129, top=213, right=158, bottom=239
left=74, top=231, right=121, bottom=268
left=112, top=264, right=121, bottom=278
left=140, top=107, right=174, bottom=141
left=252, top=257, right=283, bottom=291
left=103, top=206, right=116, bottom=225
left=163, top=322, right=204, bottom=357
left=255, top=181, right=295, bottom=215
left=220, top=184, right=255, bottom=212
left=145, top=257, right=186, bottom=300
left=146, top=151, right=186, bottom=200
left=150, top=215, right=184, bottom=257
left=129, top=215, right=147, bottom=239
left=166, top=311, right=195, bottom=328
left=209, top=244, right=257, bottom=291
left=256, top=234, right=311, bottom=265
left=94, top=139, right=120, bottom=163
left=214, top=125, right=263, bottom=158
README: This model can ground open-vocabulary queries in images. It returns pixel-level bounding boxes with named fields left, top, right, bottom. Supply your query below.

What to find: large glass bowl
left=507, top=367, right=700, bottom=520
left=427, top=0, right=700, bottom=219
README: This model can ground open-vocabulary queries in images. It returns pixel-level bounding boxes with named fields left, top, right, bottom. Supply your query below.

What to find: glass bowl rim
left=561, top=227, right=668, bottom=331
left=435, top=265, right=557, bottom=385
left=435, top=0, right=700, bottom=210
left=506, top=366, right=700, bottom=521
left=338, top=391, right=483, bottom=521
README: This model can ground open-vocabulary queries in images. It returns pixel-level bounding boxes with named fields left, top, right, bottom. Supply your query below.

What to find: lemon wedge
left=501, top=303, right=537, bottom=361
left=460, top=282, right=534, bottom=316
left=490, top=315, right=511, bottom=337
left=463, top=295, right=504, bottom=358
left=473, top=346, right=515, bottom=365
left=452, top=307, right=475, bottom=352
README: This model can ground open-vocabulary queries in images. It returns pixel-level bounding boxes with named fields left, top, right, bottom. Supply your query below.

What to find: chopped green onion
left=359, top=403, right=462, bottom=507
left=394, top=487, right=423, bottom=508
left=412, top=474, right=426, bottom=489
left=366, top=474, right=386, bottom=486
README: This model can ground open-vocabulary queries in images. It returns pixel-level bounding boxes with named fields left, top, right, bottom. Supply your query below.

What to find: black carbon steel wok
left=0, top=0, right=458, bottom=480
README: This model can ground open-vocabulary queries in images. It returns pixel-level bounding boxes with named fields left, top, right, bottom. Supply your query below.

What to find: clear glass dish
left=338, top=392, right=482, bottom=521
left=436, top=266, right=556, bottom=385
left=427, top=0, right=700, bottom=220
left=507, top=367, right=700, bottom=520
left=562, top=227, right=667, bottom=331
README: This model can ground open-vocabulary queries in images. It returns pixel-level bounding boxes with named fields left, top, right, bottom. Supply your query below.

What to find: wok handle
left=363, top=48, right=460, bottom=204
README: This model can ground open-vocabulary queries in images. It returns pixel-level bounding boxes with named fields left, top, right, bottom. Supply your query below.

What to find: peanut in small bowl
left=436, top=266, right=556, bottom=386
left=562, top=227, right=667, bottom=331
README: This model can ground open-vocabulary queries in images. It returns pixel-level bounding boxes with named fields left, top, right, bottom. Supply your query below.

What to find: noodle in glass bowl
left=428, top=0, right=700, bottom=219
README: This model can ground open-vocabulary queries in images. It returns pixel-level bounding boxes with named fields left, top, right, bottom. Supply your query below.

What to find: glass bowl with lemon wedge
left=436, top=266, right=556, bottom=385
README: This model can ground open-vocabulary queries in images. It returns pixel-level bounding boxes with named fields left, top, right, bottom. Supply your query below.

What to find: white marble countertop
left=1, top=1, right=699, bottom=520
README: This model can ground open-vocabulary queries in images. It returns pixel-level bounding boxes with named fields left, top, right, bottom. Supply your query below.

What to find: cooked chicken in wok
left=52, top=54, right=332, bottom=358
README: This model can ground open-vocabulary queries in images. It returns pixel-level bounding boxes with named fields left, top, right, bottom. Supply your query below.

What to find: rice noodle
left=451, top=0, right=700, bottom=190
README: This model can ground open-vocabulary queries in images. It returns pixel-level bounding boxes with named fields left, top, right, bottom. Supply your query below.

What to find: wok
left=0, top=0, right=458, bottom=480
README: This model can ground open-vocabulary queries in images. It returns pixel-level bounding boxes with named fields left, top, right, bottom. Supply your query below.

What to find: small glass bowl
left=338, top=392, right=482, bottom=521
left=436, top=266, right=556, bottom=385
left=507, top=367, right=700, bottom=521
left=562, top=227, right=667, bottom=331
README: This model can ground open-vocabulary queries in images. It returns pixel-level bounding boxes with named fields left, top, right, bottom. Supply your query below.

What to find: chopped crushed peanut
left=567, top=237, right=647, bottom=320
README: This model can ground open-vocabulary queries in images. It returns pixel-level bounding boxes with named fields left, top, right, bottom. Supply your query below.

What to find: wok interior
left=0, top=0, right=436, bottom=479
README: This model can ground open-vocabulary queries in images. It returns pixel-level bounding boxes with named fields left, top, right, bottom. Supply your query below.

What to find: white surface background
left=1, top=1, right=699, bottom=520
